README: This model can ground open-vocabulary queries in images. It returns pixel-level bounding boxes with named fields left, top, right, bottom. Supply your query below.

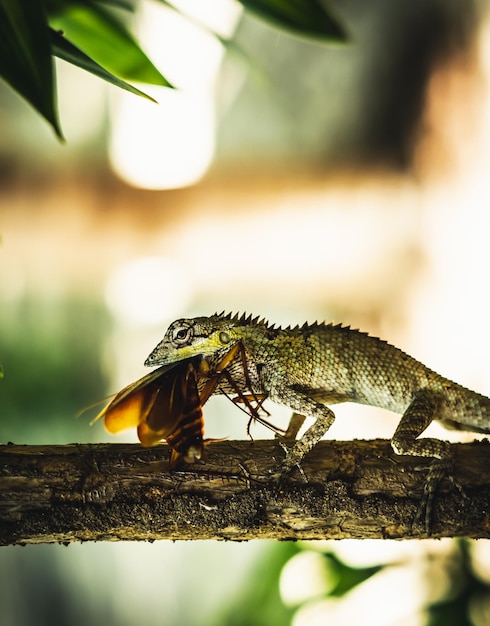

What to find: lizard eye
left=171, top=323, right=193, bottom=346
left=219, top=331, right=231, bottom=344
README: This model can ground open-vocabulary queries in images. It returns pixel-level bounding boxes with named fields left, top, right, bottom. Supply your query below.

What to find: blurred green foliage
left=216, top=540, right=490, bottom=626
left=214, top=543, right=382, bottom=626
left=323, top=551, right=381, bottom=597
left=215, top=542, right=299, bottom=626
left=427, top=541, right=488, bottom=626
left=0, top=296, right=110, bottom=443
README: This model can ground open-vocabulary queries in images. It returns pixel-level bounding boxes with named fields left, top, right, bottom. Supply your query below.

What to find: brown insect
left=94, top=343, right=282, bottom=467
left=93, top=358, right=203, bottom=467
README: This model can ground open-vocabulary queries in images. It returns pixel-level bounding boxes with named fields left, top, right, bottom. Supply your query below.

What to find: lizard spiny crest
left=144, top=312, right=398, bottom=369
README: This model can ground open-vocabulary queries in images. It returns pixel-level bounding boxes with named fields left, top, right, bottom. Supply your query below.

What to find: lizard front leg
left=270, top=392, right=336, bottom=474
left=391, top=388, right=454, bottom=533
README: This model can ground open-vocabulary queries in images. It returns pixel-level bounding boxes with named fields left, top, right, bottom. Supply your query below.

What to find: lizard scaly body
left=145, top=312, right=490, bottom=526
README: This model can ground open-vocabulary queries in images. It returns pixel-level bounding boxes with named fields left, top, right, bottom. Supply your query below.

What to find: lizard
left=144, top=312, right=490, bottom=529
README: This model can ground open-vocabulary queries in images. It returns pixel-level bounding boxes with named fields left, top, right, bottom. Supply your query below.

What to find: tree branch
left=1, top=439, right=489, bottom=545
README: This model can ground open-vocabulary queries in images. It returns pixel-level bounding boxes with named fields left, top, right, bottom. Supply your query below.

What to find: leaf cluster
left=0, top=0, right=347, bottom=140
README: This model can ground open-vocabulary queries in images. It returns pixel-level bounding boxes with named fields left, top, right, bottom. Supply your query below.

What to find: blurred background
left=3, top=0, right=490, bottom=624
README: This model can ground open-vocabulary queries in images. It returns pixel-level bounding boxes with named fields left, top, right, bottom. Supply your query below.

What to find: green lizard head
left=144, top=314, right=243, bottom=367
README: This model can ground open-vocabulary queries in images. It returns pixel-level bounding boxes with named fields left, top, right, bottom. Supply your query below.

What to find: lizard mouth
left=144, top=344, right=165, bottom=367
left=145, top=333, right=232, bottom=367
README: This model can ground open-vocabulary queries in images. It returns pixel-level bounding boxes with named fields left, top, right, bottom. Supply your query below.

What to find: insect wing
left=136, top=370, right=187, bottom=446
left=104, top=384, right=159, bottom=434
left=144, top=363, right=191, bottom=436
left=93, top=361, right=189, bottom=435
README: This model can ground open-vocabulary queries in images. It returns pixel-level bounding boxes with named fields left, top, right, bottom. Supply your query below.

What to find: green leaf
left=0, top=0, right=63, bottom=139
left=50, top=29, right=158, bottom=102
left=238, top=0, right=347, bottom=42
left=50, top=0, right=172, bottom=87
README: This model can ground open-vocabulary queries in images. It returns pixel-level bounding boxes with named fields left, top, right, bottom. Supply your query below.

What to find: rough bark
left=1, top=439, right=489, bottom=545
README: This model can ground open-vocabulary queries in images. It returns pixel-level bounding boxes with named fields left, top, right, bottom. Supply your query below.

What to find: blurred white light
left=110, top=88, right=216, bottom=189
left=109, top=0, right=241, bottom=189
left=280, top=551, right=337, bottom=606
left=470, top=541, right=490, bottom=584
left=321, top=538, right=453, bottom=569
left=105, top=256, right=192, bottom=326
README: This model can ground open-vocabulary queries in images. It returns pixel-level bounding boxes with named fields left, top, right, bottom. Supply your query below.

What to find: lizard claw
left=279, top=460, right=309, bottom=484
left=412, top=457, right=463, bottom=535
left=267, top=442, right=309, bottom=485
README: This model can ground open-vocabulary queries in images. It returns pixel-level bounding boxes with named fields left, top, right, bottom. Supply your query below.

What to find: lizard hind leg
left=391, top=388, right=455, bottom=534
